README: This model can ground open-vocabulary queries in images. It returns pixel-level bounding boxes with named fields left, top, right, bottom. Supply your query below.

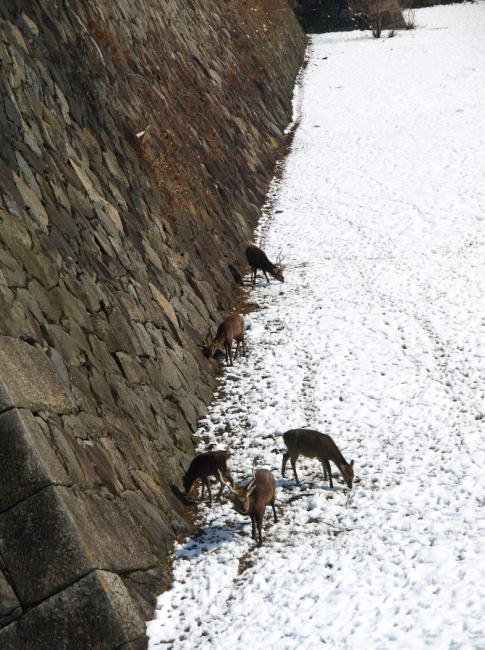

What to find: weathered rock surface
left=0, top=0, right=305, bottom=646
left=0, top=336, right=70, bottom=413
left=0, top=570, right=145, bottom=649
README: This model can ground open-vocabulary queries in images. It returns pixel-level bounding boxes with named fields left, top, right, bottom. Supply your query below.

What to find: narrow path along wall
left=0, top=0, right=305, bottom=646
left=147, top=5, right=485, bottom=647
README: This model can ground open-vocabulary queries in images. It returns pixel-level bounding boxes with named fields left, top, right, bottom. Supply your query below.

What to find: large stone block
left=64, top=487, right=159, bottom=572
left=0, top=408, right=69, bottom=512
left=0, top=336, right=70, bottom=413
left=0, top=570, right=145, bottom=650
left=0, top=485, right=158, bottom=607
left=0, top=571, right=21, bottom=627
left=0, top=486, right=91, bottom=608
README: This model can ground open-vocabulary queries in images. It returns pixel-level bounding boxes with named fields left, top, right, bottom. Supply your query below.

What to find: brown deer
left=183, top=451, right=234, bottom=504
left=246, top=244, right=284, bottom=286
left=282, top=429, right=354, bottom=489
left=207, top=314, right=245, bottom=366
left=221, top=469, right=277, bottom=547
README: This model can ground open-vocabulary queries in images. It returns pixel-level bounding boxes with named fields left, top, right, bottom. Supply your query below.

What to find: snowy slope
left=147, top=4, right=485, bottom=648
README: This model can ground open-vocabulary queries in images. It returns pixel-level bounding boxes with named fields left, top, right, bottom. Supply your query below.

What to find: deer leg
left=241, top=335, right=246, bottom=356
left=204, top=478, right=213, bottom=504
left=251, top=269, right=256, bottom=286
left=251, top=514, right=257, bottom=540
left=272, top=498, right=278, bottom=523
left=321, top=461, right=329, bottom=481
left=324, top=459, right=333, bottom=488
left=256, top=511, right=264, bottom=547
left=263, top=270, right=270, bottom=283
left=234, top=338, right=241, bottom=359
left=290, top=456, right=300, bottom=484
left=228, top=341, right=233, bottom=366
left=185, top=478, right=195, bottom=498
left=282, top=451, right=289, bottom=477
left=200, top=480, right=205, bottom=499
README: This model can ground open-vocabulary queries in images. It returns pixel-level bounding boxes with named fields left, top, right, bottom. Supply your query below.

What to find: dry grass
left=404, top=8, right=416, bottom=29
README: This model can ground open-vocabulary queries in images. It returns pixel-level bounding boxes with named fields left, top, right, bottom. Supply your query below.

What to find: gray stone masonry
left=0, top=0, right=306, bottom=646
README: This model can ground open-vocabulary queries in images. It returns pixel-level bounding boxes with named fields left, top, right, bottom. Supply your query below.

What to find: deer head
left=341, top=460, right=354, bottom=489
left=218, top=472, right=256, bottom=514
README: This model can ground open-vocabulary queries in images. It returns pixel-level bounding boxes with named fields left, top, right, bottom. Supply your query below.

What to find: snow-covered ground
left=147, top=4, right=485, bottom=648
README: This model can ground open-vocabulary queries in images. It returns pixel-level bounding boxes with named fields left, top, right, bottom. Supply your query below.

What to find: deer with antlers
left=220, top=468, right=277, bottom=547
left=245, top=244, right=284, bottom=286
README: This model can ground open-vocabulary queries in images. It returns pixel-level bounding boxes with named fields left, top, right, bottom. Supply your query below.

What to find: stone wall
left=0, top=0, right=305, bottom=646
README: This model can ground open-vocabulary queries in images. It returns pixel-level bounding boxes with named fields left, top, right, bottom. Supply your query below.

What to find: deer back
left=283, top=429, right=346, bottom=464
left=242, top=470, right=275, bottom=511
left=224, top=469, right=275, bottom=514
left=283, top=429, right=354, bottom=487
left=246, top=244, right=268, bottom=269
left=215, top=314, right=244, bottom=344
left=246, top=244, right=284, bottom=281
left=184, top=450, right=231, bottom=492
left=252, top=469, right=276, bottom=507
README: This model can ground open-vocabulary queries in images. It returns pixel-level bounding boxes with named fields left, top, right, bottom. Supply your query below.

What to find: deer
left=245, top=244, right=284, bottom=286
left=281, top=429, right=354, bottom=489
left=220, top=469, right=277, bottom=547
left=183, top=450, right=234, bottom=504
left=206, top=313, right=245, bottom=366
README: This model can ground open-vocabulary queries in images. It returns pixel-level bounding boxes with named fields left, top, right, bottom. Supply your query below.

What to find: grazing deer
left=183, top=451, right=234, bottom=504
left=207, top=314, right=245, bottom=366
left=221, top=469, right=277, bottom=547
left=282, top=429, right=354, bottom=489
left=245, top=244, right=284, bottom=286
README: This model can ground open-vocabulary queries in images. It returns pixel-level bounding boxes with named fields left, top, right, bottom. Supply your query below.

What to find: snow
left=147, top=4, right=485, bottom=648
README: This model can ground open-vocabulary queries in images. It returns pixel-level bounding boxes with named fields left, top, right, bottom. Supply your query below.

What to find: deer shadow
left=276, top=476, right=347, bottom=494
left=170, top=483, right=195, bottom=506
left=276, top=477, right=298, bottom=490
left=249, top=278, right=273, bottom=288
left=175, top=522, right=245, bottom=559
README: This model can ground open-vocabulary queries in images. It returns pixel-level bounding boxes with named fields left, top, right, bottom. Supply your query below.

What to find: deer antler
left=275, top=248, right=284, bottom=267
left=246, top=478, right=257, bottom=497
left=217, top=470, right=238, bottom=495
left=252, top=459, right=258, bottom=478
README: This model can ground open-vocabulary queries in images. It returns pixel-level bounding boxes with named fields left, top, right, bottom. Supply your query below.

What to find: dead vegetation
left=404, top=8, right=416, bottom=29
left=84, top=0, right=302, bottom=231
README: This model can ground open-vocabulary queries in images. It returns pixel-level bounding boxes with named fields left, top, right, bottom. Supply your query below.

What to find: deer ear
left=350, top=459, right=354, bottom=467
